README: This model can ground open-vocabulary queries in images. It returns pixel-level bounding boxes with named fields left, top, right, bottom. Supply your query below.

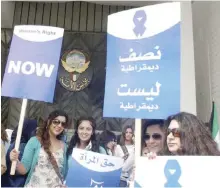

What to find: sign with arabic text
left=135, top=156, right=220, bottom=187
left=1, top=25, right=64, bottom=102
left=65, top=149, right=123, bottom=187
left=104, top=2, right=181, bottom=119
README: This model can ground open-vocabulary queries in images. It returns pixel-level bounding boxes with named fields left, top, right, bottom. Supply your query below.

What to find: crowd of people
left=1, top=110, right=220, bottom=187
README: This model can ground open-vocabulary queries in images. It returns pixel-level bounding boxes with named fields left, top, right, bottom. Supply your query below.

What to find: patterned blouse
left=25, top=147, right=64, bottom=188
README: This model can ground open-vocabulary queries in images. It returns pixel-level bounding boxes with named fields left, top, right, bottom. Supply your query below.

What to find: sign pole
left=128, top=118, right=142, bottom=188
left=10, top=98, right=28, bottom=175
left=135, top=119, right=142, bottom=158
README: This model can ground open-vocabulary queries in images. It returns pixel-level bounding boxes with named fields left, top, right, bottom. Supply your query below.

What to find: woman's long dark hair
left=36, top=110, right=69, bottom=174
left=119, top=125, right=134, bottom=146
left=67, top=117, right=99, bottom=156
left=162, top=112, right=220, bottom=156
left=98, top=130, right=116, bottom=153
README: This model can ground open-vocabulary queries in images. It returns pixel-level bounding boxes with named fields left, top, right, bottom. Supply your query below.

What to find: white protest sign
left=135, top=156, right=220, bottom=187
left=66, top=149, right=124, bottom=187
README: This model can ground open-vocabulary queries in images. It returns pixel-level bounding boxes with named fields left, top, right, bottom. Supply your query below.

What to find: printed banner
left=104, top=2, right=181, bottom=119
left=65, top=149, right=124, bottom=187
left=135, top=156, right=220, bottom=187
left=1, top=25, right=64, bottom=102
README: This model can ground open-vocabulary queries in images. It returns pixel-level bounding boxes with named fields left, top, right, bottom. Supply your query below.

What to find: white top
left=25, top=147, right=64, bottom=188
left=114, top=144, right=135, bottom=181
left=115, top=144, right=134, bottom=158
left=75, top=141, right=92, bottom=150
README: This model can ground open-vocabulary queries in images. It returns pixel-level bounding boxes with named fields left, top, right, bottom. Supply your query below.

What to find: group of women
left=1, top=110, right=220, bottom=188
left=3, top=110, right=134, bottom=187
left=142, top=112, right=220, bottom=157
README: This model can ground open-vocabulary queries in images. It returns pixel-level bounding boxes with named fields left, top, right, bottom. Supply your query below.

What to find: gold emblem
left=58, top=50, right=93, bottom=91
left=61, top=50, right=90, bottom=73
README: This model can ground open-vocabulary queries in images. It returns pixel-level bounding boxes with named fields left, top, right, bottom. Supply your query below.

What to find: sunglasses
left=167, top=128, right=181, bottom=137
left=144, top=133, right=162, bottom=140
left=52, top=119, right=66, bottom=127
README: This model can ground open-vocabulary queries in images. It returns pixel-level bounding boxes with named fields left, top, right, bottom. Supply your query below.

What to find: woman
left=1, top=126, right=8, bottom=175
left=67, top=117, right=106, bottom=155
left=142, top=120, right=165, bottom=156
left=10, top=110, right=69, bottom=187
left=115, top=125, right=135, bottom=187
left=148, top=112, right=220, bottom=158
left=164, top=112, right=220, bottom=155
left=99, top=130, right=117, bottom=155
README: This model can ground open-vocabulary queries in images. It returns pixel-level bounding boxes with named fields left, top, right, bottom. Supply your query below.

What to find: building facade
left=1, top=1, right=219, bottom=132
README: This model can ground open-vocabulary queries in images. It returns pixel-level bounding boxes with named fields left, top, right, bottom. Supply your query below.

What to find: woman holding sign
left=67, top=117, right=106, bottom=155
left=148, top=112, right=220, bottom=158
left=10, top=110, right=69, bottom=187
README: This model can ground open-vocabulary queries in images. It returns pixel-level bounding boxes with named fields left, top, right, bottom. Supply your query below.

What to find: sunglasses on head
left=52, top=119, right=66, bottom=127
left=144, top=133, right=162, bottom=140
left=167, top=128, right=181, bottom=137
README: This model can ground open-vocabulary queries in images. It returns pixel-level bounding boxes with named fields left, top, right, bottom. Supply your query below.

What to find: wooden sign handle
left=10, top=98, right=28, bottom=175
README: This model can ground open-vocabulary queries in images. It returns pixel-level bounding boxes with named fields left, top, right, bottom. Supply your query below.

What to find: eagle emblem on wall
left=58, top=50, right=93, bottom=91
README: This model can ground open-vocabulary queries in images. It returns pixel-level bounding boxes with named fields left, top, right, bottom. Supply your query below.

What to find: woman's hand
left=142, top=147, right=157, bottom=159
left=142, top=147, right=149, bottom=157
left=10, top=149, right=19, bottom=161
left=108, top=142, right=115, bottom=149
left=108, top=141, right=117, bottom=155
left=147, top=152, right=157, bottom=160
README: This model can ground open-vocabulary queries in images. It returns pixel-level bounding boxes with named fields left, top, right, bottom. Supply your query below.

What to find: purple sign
left=1, top=25, right=64, bottom=102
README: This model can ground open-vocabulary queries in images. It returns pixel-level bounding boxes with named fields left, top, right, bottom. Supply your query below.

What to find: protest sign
left=1, top=25, right=64, bottom=174
left=66, top=149, right=124, bottom=187
left=1, top=25, right=64, bottom=102
left=135, top=156, right=220, bottom=187
left=104, top=2, right=181, bottom=119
